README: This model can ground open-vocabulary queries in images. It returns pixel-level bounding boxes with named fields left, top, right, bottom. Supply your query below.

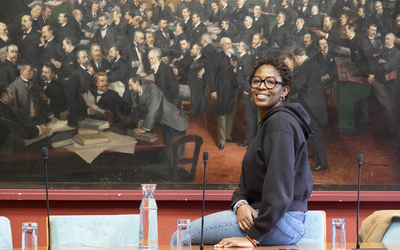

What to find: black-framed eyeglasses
left=250, top=76, right=283, bottom=89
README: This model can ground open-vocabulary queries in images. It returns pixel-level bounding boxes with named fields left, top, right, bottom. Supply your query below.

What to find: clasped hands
left=214, top=204, right=258, bottom=248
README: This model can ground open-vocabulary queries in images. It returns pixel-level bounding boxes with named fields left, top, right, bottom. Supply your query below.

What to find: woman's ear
left=281, top=85, right=290, bottom=98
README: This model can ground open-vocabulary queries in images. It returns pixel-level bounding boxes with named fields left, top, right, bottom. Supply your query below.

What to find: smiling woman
left=170, top=57, right=315, bottom=247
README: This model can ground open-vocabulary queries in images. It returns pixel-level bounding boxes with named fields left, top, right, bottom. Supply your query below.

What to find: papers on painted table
left=23, top=120, right=74, bottom=146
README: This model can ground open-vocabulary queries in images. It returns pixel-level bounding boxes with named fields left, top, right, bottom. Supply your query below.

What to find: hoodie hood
left=260, top=103, right=314, bottom=139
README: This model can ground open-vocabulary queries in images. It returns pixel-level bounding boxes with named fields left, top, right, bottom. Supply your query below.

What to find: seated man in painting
left=9, top=61, right=54, bottom=126
left=90, top=72, right=131, bottom=124
left=0, top=86, right=50, bottom=150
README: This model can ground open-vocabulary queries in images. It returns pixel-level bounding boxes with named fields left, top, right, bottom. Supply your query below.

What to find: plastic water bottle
left=139, top=184, right=158, bottom=249
left=22, top=222, right=37, bottom=250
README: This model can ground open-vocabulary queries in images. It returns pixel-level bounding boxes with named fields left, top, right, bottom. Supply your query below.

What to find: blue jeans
left=170, top=210, right=307, bottom=246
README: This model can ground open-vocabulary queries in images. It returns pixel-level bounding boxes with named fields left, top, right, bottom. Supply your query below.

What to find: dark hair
left=63, top=37, right=76, bottom=46
left=221, top=19, right=230, bottom=25
left=131, top=77, right=142, bottom=85
left=60, top=12, right=69, bottom=20
left=99, top=14, right=108, bottom=20
left=0, top=86, right=8, bottom=97
left=43, top=62, right=56, bottom=73
left=249, top=57, right=292, bottom=87
left=347, top=24, right=356, bottom=32
left=17, top=60, right=31, bottom=72
left=293, top=47, right=306, bottom=56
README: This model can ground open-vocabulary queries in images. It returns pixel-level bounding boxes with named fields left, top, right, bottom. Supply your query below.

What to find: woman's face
left=250, top=64, right=289, bottom=116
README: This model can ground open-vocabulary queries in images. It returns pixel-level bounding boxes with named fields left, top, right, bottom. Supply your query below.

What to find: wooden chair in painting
left=171, top=134, right=203, bottom=182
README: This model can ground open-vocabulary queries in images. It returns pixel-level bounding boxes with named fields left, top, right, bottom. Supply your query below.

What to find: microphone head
left=42, top=147, right=48, bottom=159
left=203, top=152, right=209, bottom=162
left=357, top=154, right=363, bottom=164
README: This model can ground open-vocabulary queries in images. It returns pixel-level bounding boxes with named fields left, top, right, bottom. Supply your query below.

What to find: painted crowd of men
left=0, top=0, right=400, bottom=169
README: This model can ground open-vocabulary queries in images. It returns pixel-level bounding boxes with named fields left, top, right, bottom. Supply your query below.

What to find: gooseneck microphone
left=352, top=155, right=386, bottom=250
left=42, top=147, right=51, bottom=250
left=200, top=152, right=208, bottom=250
left=356, top=154, right=363, bottom=249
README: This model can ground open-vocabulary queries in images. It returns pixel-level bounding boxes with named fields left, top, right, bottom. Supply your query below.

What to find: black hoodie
left=231, top=103, right=314, bottom=242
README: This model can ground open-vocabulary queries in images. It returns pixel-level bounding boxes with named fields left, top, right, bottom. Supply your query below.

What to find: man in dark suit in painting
left=108, top=46, right=131, bottom=88
left=313, top=38, right=339, bottom=91
left=250, top=33, right=267, bottom=65
left=65, top=50, right=95, bottom=125
left=73, top=0, right=92, bottom=15
left=83, top=2, right=100, bottom=25
left=154, top=17, right=176, bottom=57
left=230, top=0, right=248, bottom=31
left=9, top=61, right=52, bottom=126
left=236, top=42, right=256, bottom=147
left=303, top=33, right=319, bottom=58
left=212, top=19, right=236, bottom=42
left=0, top=45, right=19, bottom=87
left=306, top=6, right=322, bottom=29
left=190, top=13, right=208, bottom=46
left=252, top=5, right=270, bottom=41
left=181, top=43, right=209, bottom=115
left=148, top=48, right=179, bottom=106
left=90, top=43, right=111, bottom=73
left=173, top=39, right=193, bottom=84
left=366, top=24, right=383, bottom=57
left=318, top=0, right=332, bottom=15
left=297, top=0, right=312, bottom=21
left=39, top=25, right=65, bottom=68
left=219, top=0, right=234, bottom=27
left=351, top=7, right=371, bottom=37
left=268, top=12, right=292, bottom=57
left=129, top=77, right=188, bottom=165
left=90, top=14, right=123, bottom=56
left=209, top=2, right=221, bottom=24
left=209, top=37, right=238, bottom=150
left=91, top=72, right=131, bottom=124
left=56, top=13, right=80, bottom=46
left=59, top=37, right=79, bottom=81
left=292, top=47, right=328, bottom=171
left=370, top=1, right=392, bottom=40
left=40, top=63, right=68, bottom=120
left=0, top=86, right=50, bottom=149
left=292, top=18, right=309, bottom=47
left=15, top=15, right=41, bottom=69
left=127, top=31, right=150, bottom=76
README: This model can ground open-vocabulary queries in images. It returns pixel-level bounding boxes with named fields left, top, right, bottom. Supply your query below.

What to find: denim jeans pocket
left=286, top=211, right=306, bottom=222
left=276, top=211, right=307, bottom=240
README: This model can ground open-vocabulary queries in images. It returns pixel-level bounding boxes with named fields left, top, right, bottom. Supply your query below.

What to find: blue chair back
left=0, top=216, right=12, bottom=249
left=49, top=214, right=139, bottom=247
left=381, top=218, right=400, bottom=243
left=297, top=210, right=326, bottom=244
